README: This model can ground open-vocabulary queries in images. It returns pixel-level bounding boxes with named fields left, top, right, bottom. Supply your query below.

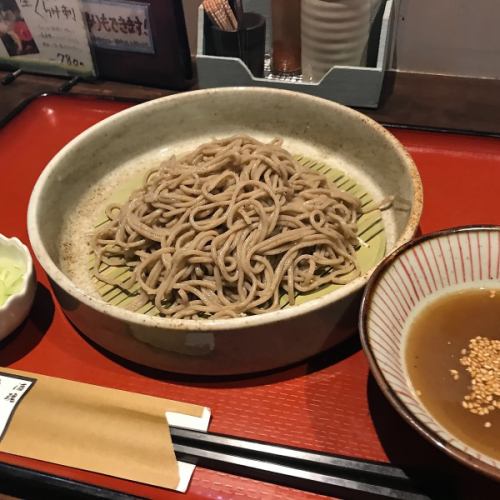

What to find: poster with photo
left=0, top=0, right=39, bottom=56
left=0, top=0, right=96, bottom=77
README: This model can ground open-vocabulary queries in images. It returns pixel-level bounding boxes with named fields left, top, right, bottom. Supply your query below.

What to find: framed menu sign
left=0, top=0, right=95, bottom=77
left=83, top=0, right=154, bottom=54
left=82, top=0, right=193, bottom=90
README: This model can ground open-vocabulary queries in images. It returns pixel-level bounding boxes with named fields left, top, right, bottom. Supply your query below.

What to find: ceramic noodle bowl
left=27, top=88, right=422, bottom=375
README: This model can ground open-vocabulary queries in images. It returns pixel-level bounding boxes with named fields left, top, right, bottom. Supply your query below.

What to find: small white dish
left=0, top=234, right=36, bottom=341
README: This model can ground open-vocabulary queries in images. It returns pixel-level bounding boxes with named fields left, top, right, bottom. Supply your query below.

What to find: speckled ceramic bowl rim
left=359, top=225, right=500, bottom=481
left=28, top=86, right=423, bottom=332
left=0, top=234, right=34, bottom=312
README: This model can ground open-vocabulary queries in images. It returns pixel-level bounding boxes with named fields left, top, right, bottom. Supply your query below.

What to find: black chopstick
left=0, top=461, right=138, bottom=499
left=171, top=427, right=430, bottom=499
left=0, top=427, right=428, bottom=498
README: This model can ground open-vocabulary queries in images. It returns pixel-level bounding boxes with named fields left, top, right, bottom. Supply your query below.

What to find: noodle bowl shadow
left=27, top=88, right=422, bottom=375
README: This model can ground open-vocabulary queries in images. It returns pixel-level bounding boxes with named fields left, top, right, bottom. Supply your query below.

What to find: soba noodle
left=92, top=136, right=362, bottom=319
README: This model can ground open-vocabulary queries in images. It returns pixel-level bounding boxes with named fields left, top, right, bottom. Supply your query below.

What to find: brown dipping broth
left=405, top=287, right=500, bottom=461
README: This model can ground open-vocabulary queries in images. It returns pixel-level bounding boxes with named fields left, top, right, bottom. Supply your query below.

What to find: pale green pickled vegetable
left=0, top=257, right=24, bottom=307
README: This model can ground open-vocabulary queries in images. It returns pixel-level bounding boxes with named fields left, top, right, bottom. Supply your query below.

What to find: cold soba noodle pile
left=92, top=136, right=363, bottom=319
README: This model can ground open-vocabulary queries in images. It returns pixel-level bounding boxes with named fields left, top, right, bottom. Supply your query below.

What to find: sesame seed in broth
left=405, top=287, right=500, bottom=461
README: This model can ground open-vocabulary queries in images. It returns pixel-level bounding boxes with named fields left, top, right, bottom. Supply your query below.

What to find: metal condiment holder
left=196, top=0, right=394, bottom=109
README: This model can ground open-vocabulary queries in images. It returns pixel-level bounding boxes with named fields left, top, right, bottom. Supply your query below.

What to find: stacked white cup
left=301, top=0, right=376, bottom=82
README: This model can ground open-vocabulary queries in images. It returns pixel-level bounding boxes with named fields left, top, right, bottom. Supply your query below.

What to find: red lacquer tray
left=0, top=95, right=499, bottom=499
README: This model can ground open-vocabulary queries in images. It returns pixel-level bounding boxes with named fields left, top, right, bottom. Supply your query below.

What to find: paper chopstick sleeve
left=0, top=368, right=205, bottom=490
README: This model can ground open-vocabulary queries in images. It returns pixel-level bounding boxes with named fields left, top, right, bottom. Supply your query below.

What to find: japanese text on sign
left=35, top=0, right=77, bottom=21
left=82, top=0, right=154, bottom=54
left=0, top=372, right=36, bottom=440
left=0, top=0, right=95, bottom=76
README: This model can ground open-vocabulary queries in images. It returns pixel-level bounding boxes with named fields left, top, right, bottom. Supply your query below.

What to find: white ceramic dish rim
left=27, top=87, right=423, bottom=332
left=0, top=234, right=34, bottom=312
left=359, top=225, right=500, bottom=481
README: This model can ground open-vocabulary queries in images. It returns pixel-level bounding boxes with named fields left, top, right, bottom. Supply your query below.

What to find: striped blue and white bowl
left=360, top=226, right=500, bottom=480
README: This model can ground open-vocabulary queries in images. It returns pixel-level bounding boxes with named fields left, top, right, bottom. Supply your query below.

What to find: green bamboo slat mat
left=89, top=156, right=386, bottom=315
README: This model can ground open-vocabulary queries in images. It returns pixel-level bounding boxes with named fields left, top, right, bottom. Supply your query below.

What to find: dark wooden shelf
left=2, top=70, right=500, bottom=136
left=358, top=71, right=500, bottom=136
